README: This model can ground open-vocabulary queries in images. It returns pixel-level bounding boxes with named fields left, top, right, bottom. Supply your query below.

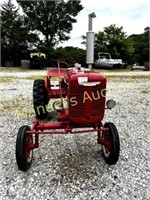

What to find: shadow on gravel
left=55, top=144, right=104, bottom=184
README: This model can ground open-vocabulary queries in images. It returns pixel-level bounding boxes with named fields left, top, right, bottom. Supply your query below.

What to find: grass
left=0, top=66, right=48, bottom=72
left=1, top=66, right=130, bottom=73
left=25, top=75, right=59, bottom=81
left=0, top=77, right=13, bottom=83
left=94, top=68, right=131, bottom=73
left=0, top=95, right=35, bottom=118
left=0, top=67, right=27, bottom=72
left=0, top=95, right=25, bottom=111
left=105, top=75, right=150, bottom=80
left=25, top=75, right=45, bottom=80
left=1, top=67, right=150, bottom=82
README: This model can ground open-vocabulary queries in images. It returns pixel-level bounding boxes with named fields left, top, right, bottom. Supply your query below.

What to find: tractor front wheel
left=16, top=126, right=33, bottom=171
left=102, top=122, right=120, bottom=165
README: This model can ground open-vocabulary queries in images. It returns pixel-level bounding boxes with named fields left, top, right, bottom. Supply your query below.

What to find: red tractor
left=16, top=61, right=120, bottom=171
left=15, top=13, right=120, bottom=171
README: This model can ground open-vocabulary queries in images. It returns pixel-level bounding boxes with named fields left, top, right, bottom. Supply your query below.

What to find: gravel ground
left=0, top=69, right=150, bottom=200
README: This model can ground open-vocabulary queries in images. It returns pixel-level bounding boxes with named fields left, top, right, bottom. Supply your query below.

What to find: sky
left=1, top=0, right=150, bottom=49
left=62, top=0, right=150, bottom=49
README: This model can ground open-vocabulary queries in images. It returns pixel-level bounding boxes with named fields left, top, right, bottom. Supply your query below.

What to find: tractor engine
left=66, top=68, right=106, bottom=123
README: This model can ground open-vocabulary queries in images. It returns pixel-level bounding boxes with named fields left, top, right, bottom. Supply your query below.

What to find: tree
left=54, top=46, right=86, bottom=66
left=129, top=27, right=149, bottom=65
left=82, top=24, right=134, bottom=64
left=1, top=0, right=38, bottom=66
left=94, top=24, right=134, bottom=63
left=17, top=0, right=83, bottom=52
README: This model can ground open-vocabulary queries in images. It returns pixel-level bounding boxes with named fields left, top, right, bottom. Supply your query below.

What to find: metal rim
left=25, top=135, right=33, bottom=163
left=102, top=131, right=111, bottom=158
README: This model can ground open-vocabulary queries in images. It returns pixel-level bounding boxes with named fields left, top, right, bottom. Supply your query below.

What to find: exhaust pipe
left=86, top=12, right=96, bottom=70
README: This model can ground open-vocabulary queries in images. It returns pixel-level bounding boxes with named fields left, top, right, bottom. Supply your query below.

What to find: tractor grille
left=69, top=84, right=106, bottom=118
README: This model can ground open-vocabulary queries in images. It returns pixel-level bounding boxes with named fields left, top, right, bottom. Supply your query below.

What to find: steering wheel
left=58, top=61, right=70, bottom=68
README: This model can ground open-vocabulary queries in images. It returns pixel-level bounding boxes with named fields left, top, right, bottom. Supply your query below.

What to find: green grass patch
left=25, top=75, right=45, bottom=81
left=93, top=68, right=131, bottom=73
left=106, top=75, right=150, bottom=79
left=0, top=67, right=47, bottom=73
left=0, top=67, right=25, bottom=72
left=0, top=95, right=35, bottom=118
left=0, top=77, right=13, bottom=83
left=25, top=75, right=60, bottom=81
left=0, top=95, right=24, bottom=111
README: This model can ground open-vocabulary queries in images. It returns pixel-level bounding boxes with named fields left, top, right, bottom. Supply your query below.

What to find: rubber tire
left=16, top=126, right=33, bottom=171
left=33, top=79, right=49, bottom=120
left=102, top=122, right=120, bottom=165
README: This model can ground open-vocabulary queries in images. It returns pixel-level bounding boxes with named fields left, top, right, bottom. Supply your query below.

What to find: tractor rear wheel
left=33, top=79, right=49, bottom=119
left=16, top=126, right=33, bottom=171
left=102, top=122, right=120, bottom=165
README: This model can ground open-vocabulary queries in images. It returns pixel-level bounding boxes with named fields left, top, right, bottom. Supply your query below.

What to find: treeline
left=1, top=0, right=149, bottom=67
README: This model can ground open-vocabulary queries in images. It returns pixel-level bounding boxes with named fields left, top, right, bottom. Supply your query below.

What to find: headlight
left=106, top=99, right=116, bottom=109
